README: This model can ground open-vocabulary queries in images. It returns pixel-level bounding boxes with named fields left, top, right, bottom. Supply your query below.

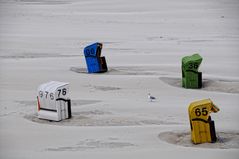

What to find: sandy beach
left=0, top=0, right=239, bottom=158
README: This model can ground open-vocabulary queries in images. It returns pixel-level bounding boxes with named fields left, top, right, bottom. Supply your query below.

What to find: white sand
left=0, top=0, right=239, bottom=158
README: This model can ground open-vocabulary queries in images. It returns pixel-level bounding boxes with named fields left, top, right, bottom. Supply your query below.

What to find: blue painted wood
left=84, top=42, right=107, bottom=73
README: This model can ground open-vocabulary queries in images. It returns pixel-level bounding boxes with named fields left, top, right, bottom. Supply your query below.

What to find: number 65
left=195, top=107, right=208, bottom=116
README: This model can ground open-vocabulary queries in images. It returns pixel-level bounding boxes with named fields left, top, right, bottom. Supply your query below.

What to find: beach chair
left=84, top=42, right=108, bottom=73
left=37, top=81, right=71, bottom=121
left=182, top=54, right=203, bottom=88
left=188, top=99, right=220, bottom=144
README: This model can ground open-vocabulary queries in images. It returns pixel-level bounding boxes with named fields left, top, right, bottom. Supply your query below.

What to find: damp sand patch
left=70, top=66, right=171, bottom=76
left=45, top=139, right=135, bottom=151
left=24, top=113, right=182, bottom=127
left=160, top=77, right=239, bottom=94
left=159, top=131, right=239, bottom=149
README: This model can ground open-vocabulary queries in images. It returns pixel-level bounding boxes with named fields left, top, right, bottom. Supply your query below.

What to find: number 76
left=57, top=88, right=67, bottom=97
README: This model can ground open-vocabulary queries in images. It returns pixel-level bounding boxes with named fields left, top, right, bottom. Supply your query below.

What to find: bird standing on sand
left=148, top=93, right=156, bottom=102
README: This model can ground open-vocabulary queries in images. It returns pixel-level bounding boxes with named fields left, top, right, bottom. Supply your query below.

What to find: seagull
left=148, top=93, right=156, bottom=102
